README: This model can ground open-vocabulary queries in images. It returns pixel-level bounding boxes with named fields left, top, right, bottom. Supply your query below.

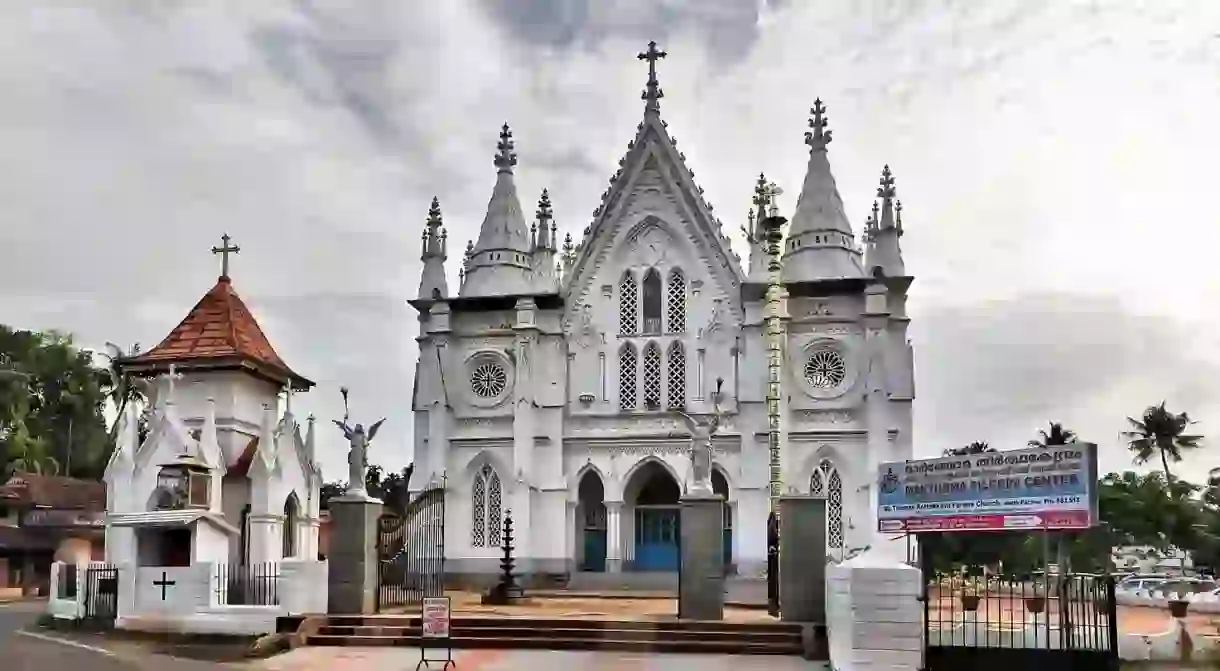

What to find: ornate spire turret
left=638, top=41, right=667, bottom=116
left=417, top=196, right=449, bottom=299
left=865, top=165, right=906, bottom=277
left=782, top=99, right=865, bottom=283
left=531, top=188, right=559, bottom=291
left=462, top=123, right=534, bottom=297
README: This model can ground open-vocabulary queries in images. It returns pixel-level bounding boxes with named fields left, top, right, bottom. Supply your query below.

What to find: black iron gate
left=83, top=565, right=118, bottom=624
left=376, top=484, right=446, bottom=611
left=922, top=570, right=1119, bottom=671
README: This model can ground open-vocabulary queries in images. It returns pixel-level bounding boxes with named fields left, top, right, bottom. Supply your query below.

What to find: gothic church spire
left=782, top=99, right=865, bottom=283
left=417, top=196, right=449, bottom=299
left=460, top=123, right=535, bottom=297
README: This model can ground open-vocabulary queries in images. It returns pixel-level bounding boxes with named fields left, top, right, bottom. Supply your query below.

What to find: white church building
left=410, top=45, right=915, bottom=580
left=79, top=256, right=329, bottom=631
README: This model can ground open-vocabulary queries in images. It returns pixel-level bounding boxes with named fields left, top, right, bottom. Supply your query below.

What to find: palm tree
left=99, top=342, right=146, bottom=444
left=1123, top=401, right=1203, bottom=484
left=1029, top=422, right=1077, bottom=448
left=944, top=441, right=994, bottom=456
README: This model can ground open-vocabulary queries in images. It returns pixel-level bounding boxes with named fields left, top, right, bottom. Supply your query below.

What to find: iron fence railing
left=214, top=562, right=279, bottom=606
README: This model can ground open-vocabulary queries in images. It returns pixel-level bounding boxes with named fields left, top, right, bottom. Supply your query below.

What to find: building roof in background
left=0, top=472, right=106, bottom=510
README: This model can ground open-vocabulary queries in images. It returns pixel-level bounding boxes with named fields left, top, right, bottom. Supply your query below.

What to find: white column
left=565, top=500, right=577, bottom=572
left=606, top=501, right=623, bottom=573
left=247, top=515, right=279, bottom=563
left=427, top=400, right=447, bottom=484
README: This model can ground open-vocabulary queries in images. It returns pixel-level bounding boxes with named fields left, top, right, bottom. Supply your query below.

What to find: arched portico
left=623, top=458, right=681, bottom=571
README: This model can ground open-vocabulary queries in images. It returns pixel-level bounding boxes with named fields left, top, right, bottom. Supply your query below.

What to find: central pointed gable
left=564, top=113, right=744, bottom=304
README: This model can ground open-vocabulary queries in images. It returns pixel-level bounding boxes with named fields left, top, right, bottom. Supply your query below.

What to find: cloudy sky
left=2, top=0, right=1218, bottom=483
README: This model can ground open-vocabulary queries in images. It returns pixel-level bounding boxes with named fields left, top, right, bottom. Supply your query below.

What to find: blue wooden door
left=635, top=508, right=679, bottom=571
left=582, top=530, right=607, bottom=572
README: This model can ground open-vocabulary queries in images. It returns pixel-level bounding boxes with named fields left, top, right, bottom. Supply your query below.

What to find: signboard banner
left=876, top=443, right=1099, bottom=533
left=417, top=596, right=455, bottom=670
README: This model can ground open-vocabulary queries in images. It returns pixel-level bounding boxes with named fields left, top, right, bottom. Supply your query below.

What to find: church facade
left=410, top=45, right=914, bottom=579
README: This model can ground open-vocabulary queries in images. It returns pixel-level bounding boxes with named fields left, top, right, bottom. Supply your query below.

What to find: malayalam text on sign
left=422, top=597, right=451, bottom=639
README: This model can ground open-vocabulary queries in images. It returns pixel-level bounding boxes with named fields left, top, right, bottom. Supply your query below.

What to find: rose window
left=471, top=362, right=507, bottom=398
left=803, top=349, right=846, bottom=389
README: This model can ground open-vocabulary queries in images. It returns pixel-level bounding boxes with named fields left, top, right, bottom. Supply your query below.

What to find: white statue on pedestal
left=675, top=378, right=725, bottom=497
left=331, top=387, right=386, bottom=499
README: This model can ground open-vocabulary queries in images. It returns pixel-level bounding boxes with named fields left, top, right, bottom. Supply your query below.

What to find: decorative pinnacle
left=804, top=98, right=833, bottom=149
left=426, top=196, right=442, bottom=228
left=495, top=123, right=517, bottom=171
left=895, top=200, right=904, bottom=235
left=536, top=188, right=553, bottom=224
left=638, top=41, right=667, bottom=113
left=877, top=164, right=896, bottom=200
left=752, top=173, right=770, bottom=211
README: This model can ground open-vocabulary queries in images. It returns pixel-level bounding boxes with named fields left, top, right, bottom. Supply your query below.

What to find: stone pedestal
left=678, top=494, right=725, bottom=621
left=326, top=495, right=383, bottom=614
left=780, top=495, right=827, bottom=623
left=826, top=550, right=922, bottom=671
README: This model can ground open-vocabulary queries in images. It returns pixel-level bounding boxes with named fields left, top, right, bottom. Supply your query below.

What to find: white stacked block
left=826, top=550, right=923, bottom=671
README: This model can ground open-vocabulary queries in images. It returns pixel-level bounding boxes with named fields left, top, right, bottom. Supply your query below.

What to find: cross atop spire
left=211, top=233, right=240, bottom=280
left=805, top=98, right=832, bottom=150
left=752, top=173, right=771, bottom=212
left=536, top=188, right=553, bottom=224
left=495, top=123, right=517, bottom=172
left=426, top=196, right=443, bottom=228
left=638, top=41, right=667, bottom=114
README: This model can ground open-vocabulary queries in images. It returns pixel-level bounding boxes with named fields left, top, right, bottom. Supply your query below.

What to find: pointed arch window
left=642, top=268, right=663, bottom=334
left=666, top=341, right=686, bottom=409
left=667, top=269, right=686, bottom=333
left=810, top=459, right=843, bottom=551
left=642, top=341, right=662, bottom=410
left=282, top=494, right=299, bottom=558
left=619, top=344, right=637, bottom=410
left=471, top=463, right=504, bottom=548
left=618, top=272, right=638, bottom=335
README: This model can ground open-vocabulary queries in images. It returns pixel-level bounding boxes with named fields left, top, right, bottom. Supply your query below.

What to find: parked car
left=1119, top=577, right=1169, bottom=592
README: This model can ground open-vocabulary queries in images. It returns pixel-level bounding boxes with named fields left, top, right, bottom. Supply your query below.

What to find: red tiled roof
left=0, top=473, right=106, bottom=510
left=122, top=277, right=313, bottom=390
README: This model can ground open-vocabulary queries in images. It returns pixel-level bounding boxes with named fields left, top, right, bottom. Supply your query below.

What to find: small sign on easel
left=416, top=596, right=455, bottom=670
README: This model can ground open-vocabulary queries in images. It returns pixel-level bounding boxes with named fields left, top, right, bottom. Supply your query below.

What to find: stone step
left=304, top=616, right=812, bottom=656
left=307, top=634, right=801, bottom=655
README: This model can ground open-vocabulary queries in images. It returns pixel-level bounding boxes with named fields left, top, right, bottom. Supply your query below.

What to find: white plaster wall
left=192, top=523, right=230, bottom=564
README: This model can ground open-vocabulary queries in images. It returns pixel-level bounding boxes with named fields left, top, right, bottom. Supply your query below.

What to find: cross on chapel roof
left=638, top=41, right=667, bottom=114
left=211, top=233, right=240, bottom=280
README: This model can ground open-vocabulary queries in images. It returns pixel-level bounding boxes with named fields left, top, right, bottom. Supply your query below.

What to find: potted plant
left=960, top=577, right=982, bottom=612
left=1169, top=598, right=1190, bottom=618
left=1025, top=582, right=1046, bottom=614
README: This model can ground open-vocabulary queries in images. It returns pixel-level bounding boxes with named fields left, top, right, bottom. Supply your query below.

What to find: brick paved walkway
left=254, top=648, right=825, bottom=671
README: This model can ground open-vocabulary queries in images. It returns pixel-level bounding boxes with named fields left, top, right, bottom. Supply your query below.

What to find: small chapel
left=409, top=44, right=915, bottom=581
left=103, top=240, right=324, bottom=572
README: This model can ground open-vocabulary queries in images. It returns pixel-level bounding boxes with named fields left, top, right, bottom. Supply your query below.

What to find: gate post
left=327, top=494, right=384, bottom=614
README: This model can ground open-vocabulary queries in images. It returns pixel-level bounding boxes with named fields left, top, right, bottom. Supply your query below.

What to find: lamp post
left=760, top=184, right=787, bottom=617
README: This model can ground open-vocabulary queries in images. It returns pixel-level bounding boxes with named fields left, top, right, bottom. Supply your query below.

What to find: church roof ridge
left=564, top=42, right=743, bottom=293
left=122, top=241, right=313, bottom=390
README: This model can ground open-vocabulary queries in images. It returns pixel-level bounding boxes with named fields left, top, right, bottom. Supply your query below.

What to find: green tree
left=1028, top=422, right=1077, bottom=448
left=0, top=325, right=112, bottom=479
left=1123, top=402, right=1203, bottom=484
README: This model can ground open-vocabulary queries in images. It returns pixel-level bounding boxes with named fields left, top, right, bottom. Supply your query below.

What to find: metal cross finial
left=877, top=165, right=896, bottom=200
left=752, top=172, right=771, bottom=212
left=763, top=183, right=784, bottom=218
left=638, top=41, right=667, bottom=112
left=211, top=233, right=241, bottom=279
left=805, top=98, right=833, bottom=149
left=495, top=123, right=518, bottom=171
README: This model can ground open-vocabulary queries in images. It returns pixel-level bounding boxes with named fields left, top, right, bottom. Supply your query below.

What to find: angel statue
left=332, top=386, right=386, bottom=498
left=675, top=377, right=726, bottom=496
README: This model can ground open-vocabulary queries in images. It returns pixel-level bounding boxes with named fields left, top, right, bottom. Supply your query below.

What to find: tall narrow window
left=619, top=344, right=637, bottom=410
left=667, top=269, right=686, bottom=333
left=282, top=494, right=299, bottom=558
left=618, top=272, right=638, bottom=335
left=642, top=341, right=662, bottom=409
left=472, top=463, right=504, bottom=547
left=667, top=341, right=686, bottom=409
left=810, top=459, right=844, bottom=552
left=642, top=268, right=663, bottom=334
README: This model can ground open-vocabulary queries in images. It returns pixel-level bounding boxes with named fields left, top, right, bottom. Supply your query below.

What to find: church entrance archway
left=577, top=471, right=607, bottom=572
left=625, top=460, right=680, bottom=572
